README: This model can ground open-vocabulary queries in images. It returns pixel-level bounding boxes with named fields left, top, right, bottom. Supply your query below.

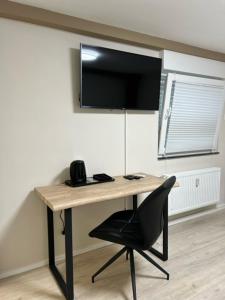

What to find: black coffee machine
left=70, top=160, right=87, bottom=184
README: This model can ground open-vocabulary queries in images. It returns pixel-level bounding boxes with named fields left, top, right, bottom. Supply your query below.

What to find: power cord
left=60, top=210, right=65, bottom=235
left=124, top=110, right=127, bottom=210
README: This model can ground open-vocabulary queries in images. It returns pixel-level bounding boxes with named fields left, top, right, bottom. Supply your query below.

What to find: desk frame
left=47, top=195, right=168, bottom=300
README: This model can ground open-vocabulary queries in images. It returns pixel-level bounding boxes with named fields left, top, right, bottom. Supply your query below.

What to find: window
left=158, top=73, right=225, bottom=158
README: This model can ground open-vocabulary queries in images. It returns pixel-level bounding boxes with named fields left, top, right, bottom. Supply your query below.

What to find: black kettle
left=70, top=160, right=87, bottom=184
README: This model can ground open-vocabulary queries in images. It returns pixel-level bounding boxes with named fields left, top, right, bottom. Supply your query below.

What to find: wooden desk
left=35, top=175, right=174, bottom=300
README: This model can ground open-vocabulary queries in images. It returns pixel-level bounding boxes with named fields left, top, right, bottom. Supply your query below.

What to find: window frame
left=158, top=73, right=225, bottom=158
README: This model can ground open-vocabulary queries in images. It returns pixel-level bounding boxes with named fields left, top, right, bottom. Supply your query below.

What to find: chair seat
left=89, top=210, right=145, bottom=249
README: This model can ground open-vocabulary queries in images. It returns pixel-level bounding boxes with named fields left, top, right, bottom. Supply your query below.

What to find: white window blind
left=158, top=73, right=225, bottom=157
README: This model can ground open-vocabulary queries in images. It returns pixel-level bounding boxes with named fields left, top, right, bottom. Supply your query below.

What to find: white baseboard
left=169, top=203, right=225, bottom=226
left=1, top=204, right=225, bottom=280
left=0, top=241, right=110, bottom=280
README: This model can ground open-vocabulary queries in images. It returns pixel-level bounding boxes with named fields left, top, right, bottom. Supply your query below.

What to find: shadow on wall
left=52, top=167, right=70, bottom=184
left=0, top=168, right=70, bottom=275
left=0, top=191, right=47, bottom=274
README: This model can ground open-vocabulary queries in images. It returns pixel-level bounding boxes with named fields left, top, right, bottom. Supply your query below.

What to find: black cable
left=60, top=210, right=65, bottom=235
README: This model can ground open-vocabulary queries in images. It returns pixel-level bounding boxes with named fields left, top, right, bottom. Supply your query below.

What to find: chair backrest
left=137, top=176, right=176, bottom=249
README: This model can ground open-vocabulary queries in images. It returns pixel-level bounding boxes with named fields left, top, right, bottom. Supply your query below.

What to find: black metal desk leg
left=65, top=208, right=74, bottom=300
left=47, top=206, right=55, bottom=267
left=149, top=196, right=168, bottom=261
left=47, top=207, right=74, bottom=300
left=133, top=195, right=137, bottom=210
left=162, top=198, right=168, bottom=261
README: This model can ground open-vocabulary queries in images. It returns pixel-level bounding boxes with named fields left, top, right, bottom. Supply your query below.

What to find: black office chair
left=89, top=176, right=176, bottom=300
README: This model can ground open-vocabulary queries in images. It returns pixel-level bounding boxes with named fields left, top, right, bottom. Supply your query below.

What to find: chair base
left=91, top=246, right=169, bottom=300
left=91, top=247, right=127, bottom=283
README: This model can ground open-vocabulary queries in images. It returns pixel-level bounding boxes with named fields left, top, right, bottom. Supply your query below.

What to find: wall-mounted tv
left=80, top=44, right=162, bottom=110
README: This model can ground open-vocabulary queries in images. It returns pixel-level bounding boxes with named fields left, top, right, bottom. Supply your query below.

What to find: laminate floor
left=1, top=209, right=225, bottom=300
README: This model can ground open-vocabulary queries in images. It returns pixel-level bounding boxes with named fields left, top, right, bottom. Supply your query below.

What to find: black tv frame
left=80, top=43, right=162, bottom=111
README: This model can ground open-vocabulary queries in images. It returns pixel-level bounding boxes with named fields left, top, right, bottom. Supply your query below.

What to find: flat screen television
left=80, top=44, right=162, bottom=110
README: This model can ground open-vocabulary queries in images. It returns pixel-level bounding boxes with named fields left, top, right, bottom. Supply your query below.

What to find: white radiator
left=168, top=167, right=221, bottom=216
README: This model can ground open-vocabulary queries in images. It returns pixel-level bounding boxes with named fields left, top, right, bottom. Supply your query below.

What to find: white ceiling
left=11, top=0, right=225, bottom=53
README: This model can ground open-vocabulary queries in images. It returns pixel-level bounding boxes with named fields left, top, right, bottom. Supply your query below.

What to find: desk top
left=35, top=175, right=173, bottom=211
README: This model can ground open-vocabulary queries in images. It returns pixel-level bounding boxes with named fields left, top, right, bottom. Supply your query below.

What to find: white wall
left=0, top=18, right=225, bottom=277
left=162, top=50, right=225, bottom=78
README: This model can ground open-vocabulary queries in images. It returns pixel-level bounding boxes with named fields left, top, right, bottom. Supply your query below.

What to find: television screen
left=80, top=44, right=162, bottom=110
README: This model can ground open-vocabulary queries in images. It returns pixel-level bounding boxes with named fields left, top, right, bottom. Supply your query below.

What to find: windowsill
left=158, top=152, right=220, bottom=160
